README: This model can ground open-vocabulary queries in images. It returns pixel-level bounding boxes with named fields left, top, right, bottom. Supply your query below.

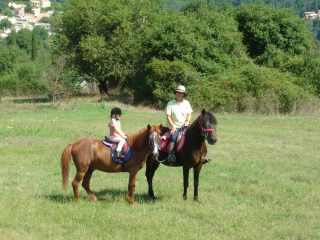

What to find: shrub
left=134, top=58, right=200, bottom=109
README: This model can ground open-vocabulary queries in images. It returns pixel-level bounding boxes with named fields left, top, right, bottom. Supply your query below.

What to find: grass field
left=0, top=97, right=320, bottom=239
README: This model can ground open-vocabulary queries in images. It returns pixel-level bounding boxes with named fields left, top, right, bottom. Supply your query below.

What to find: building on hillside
left=16, top=15, right=27, bottom=23
left=30, top=0, right=51, bottom=8
left=35, top=22, right=50, bottom=29
left=305, top=11, right=320, bottom=20
left=35, top=13, right=51, bottom=22
left=4, top=28, right=12, bottom=34
left=46, top=10, right=54, bottom=16
left=7, top=17, right=17, bottom=24
left=0, top=33, right=9, bottom=38
left=30, top=0, right=41, bottom=7
left=32, top=8, right=41, bottom=17
left=12, top=22, right=33, bottom=32
left=24, top=13, right=36, bottom=23
left=0, top=14, right=8, bottom=20
left=41, top=0, right=51, bottom=8
left=12, top=23, right=22, bottom=32
left=8, top=3, right=26, bottom=9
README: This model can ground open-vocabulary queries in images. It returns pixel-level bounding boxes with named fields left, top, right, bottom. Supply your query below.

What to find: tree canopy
left=1, top=0, right=319, bottom=113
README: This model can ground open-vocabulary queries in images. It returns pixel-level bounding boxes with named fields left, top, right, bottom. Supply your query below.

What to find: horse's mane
left=203, top=111, right=218, bottom=126
left=127, top=127, right=148, bottom=150
left=189, top=111, right=217, bottom=129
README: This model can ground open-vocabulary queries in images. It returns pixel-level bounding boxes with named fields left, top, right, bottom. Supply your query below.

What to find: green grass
left=0, top=98, right=320, bottom=239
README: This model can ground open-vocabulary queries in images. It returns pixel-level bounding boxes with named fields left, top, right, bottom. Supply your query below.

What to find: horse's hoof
left=148, top=191, right=156, bottom=199
left=194, top=197, right=201, bottom=204
left=183, top=196, right=187, bottom=201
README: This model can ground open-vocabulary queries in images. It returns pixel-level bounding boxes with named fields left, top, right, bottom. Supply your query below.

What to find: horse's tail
left=61, top=143, right=73, bottom=197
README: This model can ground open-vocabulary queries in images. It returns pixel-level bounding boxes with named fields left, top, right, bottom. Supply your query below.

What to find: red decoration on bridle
left=198, top=115, right=215, bottom=136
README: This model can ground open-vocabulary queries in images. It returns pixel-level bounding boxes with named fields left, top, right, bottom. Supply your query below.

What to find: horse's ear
left=159, top=124, right=162, bottom=130
left=210, top=108, right=213, bottom=114
left=147, top=124, right=151, bottom=130
left=202, top=109, right=206, bottom=115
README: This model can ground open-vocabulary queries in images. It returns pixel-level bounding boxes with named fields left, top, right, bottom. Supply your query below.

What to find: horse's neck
left=127, top=128, right=148, bottom=151
left=188, top=117, right=204, bottom=141
left=189, top=116, right=202, bottom=135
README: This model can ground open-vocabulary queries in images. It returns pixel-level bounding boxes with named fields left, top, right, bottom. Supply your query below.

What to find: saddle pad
left=102, top=140, right=132, bottom=166
left=160, top=131, right=186, bottom=152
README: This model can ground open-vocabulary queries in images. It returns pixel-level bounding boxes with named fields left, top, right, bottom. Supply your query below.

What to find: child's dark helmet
left=110, top=107, right=122, bottom=117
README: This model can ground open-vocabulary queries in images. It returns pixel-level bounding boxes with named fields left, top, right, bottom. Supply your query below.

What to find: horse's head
left=199, top=109, right=218, bottom=145
left=147, top=124, right=163, bottom=159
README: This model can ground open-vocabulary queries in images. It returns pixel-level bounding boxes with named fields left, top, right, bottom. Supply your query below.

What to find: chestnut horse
left=61, top=124, right=162, bottom=205
left=146, top=109, right=217, bottom=202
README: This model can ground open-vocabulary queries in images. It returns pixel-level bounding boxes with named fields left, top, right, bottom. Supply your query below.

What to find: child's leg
left=109, top=136, right=125, bottom=152
left=116, top=138, right=126, bottom=152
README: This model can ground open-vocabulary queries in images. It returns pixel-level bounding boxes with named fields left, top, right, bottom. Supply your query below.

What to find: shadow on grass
left=44, top=188, right=162, bottom=204
left=12, top=98, right=51, bottom=104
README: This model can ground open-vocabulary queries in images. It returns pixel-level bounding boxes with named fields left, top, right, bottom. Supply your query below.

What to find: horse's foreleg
left=72, top=170, right=87, bottom=201
left=193, top=164, right=203, bottom=202
left=126, top=170, right=138, bottom=205
left=183, top=166, right=189, bottom=200
left=145, top=158, right=160, bottom=199
left=82, top=168, right=98, bottom=202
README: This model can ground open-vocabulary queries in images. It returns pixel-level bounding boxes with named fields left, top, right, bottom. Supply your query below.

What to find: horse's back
left=71, top=138, right=105, bottom=164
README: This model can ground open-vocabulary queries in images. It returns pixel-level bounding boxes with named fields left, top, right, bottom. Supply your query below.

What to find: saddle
left=160, top=130, right=187, bottom=152
left=102, top=137, right=132, bottom=169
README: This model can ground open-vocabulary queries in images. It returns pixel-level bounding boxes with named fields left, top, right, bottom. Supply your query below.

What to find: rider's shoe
left=116, top=151, right=125, bottom=159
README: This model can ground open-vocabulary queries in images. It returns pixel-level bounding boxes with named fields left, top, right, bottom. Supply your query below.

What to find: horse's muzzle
left=208, top=138, right=217, bottom=145
left=150, top=152, right=159, bottom=159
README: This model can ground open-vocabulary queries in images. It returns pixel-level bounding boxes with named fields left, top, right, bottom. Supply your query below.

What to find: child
left=109, top=107, right=127, bottom=159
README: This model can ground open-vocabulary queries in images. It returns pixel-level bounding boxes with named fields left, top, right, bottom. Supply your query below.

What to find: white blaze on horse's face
left=149, top=131, right=161, bottom=158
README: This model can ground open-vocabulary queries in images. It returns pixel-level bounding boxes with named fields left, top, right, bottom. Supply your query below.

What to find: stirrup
left=168, top=154, right=176, bottom=163
left=116, top=151, right=125, bottom=160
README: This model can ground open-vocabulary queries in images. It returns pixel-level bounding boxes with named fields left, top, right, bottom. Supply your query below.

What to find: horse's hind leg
left=72, top=170, right=88, bottom=201
left=82, top=168, right=99, bottom=202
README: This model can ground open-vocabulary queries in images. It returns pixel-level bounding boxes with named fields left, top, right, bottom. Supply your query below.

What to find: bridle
left=198, top=115, right=215, bottom=138
left=148, top=131, right=161, bottom=150
left=132, top=131, right=161, bottom=162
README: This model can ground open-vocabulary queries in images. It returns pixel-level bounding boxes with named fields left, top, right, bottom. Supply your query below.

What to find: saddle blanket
left=102, top=137, right=132, bottom=167
left=160, top=130, right=187, bottom=152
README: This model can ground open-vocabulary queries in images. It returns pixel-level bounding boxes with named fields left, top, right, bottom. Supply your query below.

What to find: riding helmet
left=110, top=107, right=122, bottom=117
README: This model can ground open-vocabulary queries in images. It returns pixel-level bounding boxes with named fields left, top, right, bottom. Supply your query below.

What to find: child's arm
left=113, top=125, right=127, bottom=139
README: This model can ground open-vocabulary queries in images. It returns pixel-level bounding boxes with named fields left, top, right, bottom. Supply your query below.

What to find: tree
left=5, top=9, right=13, bottom=17
left=31, top=28, right=38, bottom=61
left=235, top=3, right=315, bottom=58
left=56, top=0, right=159, bottom=87
left=24, top=2, right=34, bottom=14
left=16, top=28, right=33, bottom=53
left=0, top=19, right=12, bottom=28
left=6, top=30, right=17, bottom=46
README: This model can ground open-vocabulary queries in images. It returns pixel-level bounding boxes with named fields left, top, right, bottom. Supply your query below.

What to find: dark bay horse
left=61, top=124, right=162, bottom=205
left=146, top=109, right=217, bottom=202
